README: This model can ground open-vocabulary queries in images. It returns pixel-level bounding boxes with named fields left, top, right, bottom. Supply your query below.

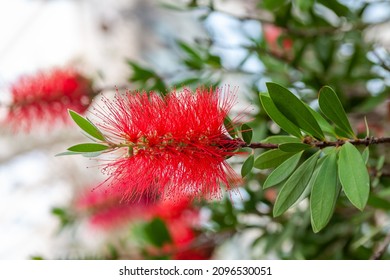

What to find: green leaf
left=319, top=86, right=355, bottom=138
left=263, top=151, right=303, bottom=189
left=273, top=151, right=320, bottom=217
left=241, top=123, right=253, bottom=144
left=376, top=155, right=385, bottom=171
left=292, top=156, right=326, bottom=208
left=259, top=93, right=302, bottom=138
left=304, top=103, right=336, bottom=137
left=261, top=135, right=301, bottom=144
left=362, top=147, right=369, bottom=165
left=338, top=142, right=370, bottom=211
left=241, top=154, right=254, bottom=178
left=261, top=0, right=287, bottom=10
left=295, top=0, right=314, bottom=12
left=67, top=143, right=110, bottom=153
left=266, top=83, right=324, bottom=140
left=81, top=151, right=106, bottom=158
left=254, top=149, right=296, bottom=169
left=279, top=143, right=311, bottom=153
left=143, top=218, right=172, bottom=248
left=318, top=0, right=349, bottom=16
left=177, top=40, right=203, bottom=61
left=367, top=195, right=390, bottom=210
left=224, top=116, right=237, bottom=138
left=310, top=151, right=340, bottom=232
left=68, top=110, right=105, bottom=141
left=55, top=151, right=83, bottom=157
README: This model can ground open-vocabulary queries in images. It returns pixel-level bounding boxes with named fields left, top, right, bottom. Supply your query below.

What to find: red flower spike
left=5, top=68, right=93, bottom=131
left=94, top=87, right=243, bottom=201
left=76, top=182, right=154, bottom=230
left=77, top=186, right=212, bottom=259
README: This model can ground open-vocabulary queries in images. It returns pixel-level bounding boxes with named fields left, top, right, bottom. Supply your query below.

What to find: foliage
left=118, top=0, right=390, bottom=259
left=4, top=0, right=390, bottom=260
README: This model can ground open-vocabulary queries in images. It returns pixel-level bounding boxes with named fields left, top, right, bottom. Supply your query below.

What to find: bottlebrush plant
left=59, top=82, right=389, bottom=233
left=4, top=68, right=94, bottom=131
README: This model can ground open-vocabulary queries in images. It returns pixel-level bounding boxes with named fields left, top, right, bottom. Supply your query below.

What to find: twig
left=370, top=230, right=390, bottom=260
left=242, top=136, right=390, bottom=150
left=371, top=49, right=390, bottom=73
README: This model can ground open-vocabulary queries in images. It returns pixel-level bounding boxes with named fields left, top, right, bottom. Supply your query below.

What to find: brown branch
left=370, top=230, right=390, bottom=260
left=242, top=136, right=390, bottom=150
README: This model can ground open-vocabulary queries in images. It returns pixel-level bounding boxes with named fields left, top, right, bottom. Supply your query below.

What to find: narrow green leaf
left=304, top=103, right=336, bottom=137
left=254, top=149, right=296, bottom=169
left=367, top=195, right=390, bottom=210
left=241, top=154, right=254, bottom=178
left=67, top=143, right=110, bottom=153
left=263, top=151, right=303, bottom=189
left=362, top=147, right=369, bottom=165
left=259, top=93, right=302, bottom=139
left=319, top=86, right=355, bottom=138
left=261, top=135, right=301, bottom=144
left=292, top=156, right=326, bottom=208
left=266, top=83, right=325, bottom=140
left=241, top=123, right=253, bottom=144
left=68, top=110, right=105, bottom=141
left=310, top=152, right=340, bottom=232
left=279, top=143, right=311, bottom=153
left=177, top=40, right=203, bottom=61
left=376, top=155, right=385, bottom=171
left=55, top=151, right=82, bottom=157
left=273, top=151, right=320, bottom=217
left=338, top=142, right=370, bottom=210
left=81, top=151, right=106, bottom=158
left=224, top=116, right=237, bottom=138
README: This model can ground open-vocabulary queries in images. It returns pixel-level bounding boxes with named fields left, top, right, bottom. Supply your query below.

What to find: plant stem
left=241, top=136, right=390, bottom=150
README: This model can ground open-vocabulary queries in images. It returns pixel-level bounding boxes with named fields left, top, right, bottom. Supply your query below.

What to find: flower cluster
left=76, top=183, right=211, bottom=259
left=94, top=87, right=243, bottom=201
left=6, top=68, right=93, bottom=131
left=76, top=182, right=153, bottom=229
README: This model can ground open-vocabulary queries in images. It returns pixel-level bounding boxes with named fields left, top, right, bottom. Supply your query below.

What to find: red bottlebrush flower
left=5, top=68, right=93, bottom=131
left=148, top=198, right=212, bottom=260
left=94, top=87, right=243, bottom=201
left=76, top=182, right=153, bottom=229
left=77, top=187, right=212, bottom=259
left=263, top=24, right=293, bottom=54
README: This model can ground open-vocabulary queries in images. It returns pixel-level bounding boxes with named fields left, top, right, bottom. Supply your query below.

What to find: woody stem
left=240, top=136, right=390, bottom=150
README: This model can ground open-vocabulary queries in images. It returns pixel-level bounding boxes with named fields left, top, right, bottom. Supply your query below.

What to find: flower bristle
left=6, top=68, right=93, bottom=131
left=93, top=86, right=243, bottom=201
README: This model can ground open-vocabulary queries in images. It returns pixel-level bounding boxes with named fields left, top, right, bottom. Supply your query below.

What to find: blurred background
left=0, top=0, right=390, bottom=259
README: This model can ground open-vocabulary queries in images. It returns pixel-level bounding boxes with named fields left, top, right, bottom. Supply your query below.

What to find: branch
left=242, top=136, right=390, bottom=150
left=370, top=230, right=390, bottom=260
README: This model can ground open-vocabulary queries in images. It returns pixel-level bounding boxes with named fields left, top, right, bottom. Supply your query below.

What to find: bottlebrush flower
left=77, top=186, right=212, bottom=259
left=76, top=182, right=153, bottom=229
left=5, top=68, right=93, bottom=131
left=263, top=24, right=293, bottom=54
left=153, top=199, right=212, bottom=260
left=94, top=87, right=243, bottom=201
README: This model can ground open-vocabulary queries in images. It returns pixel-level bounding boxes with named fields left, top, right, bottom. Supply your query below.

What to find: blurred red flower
left=76, top=185, right=212, bottom=259
left=153, top=199, right=212, bottom=260
left=263, top=24, right=293, bottom=55
left=5, top=68, right=93, bottom=131
left=76, top=182, right=153, bottom=230
left=94, top=87, right=243, bottom=201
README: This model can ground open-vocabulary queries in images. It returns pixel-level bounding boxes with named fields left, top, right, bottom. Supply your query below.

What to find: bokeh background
left=1, top=0, right=390, bottom=259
